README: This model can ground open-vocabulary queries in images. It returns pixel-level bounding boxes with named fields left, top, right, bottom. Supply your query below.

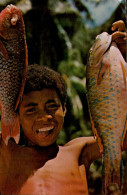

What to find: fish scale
left=0, top=4, right=28, bottom=144
left=86, top=32, right=127, bottom=193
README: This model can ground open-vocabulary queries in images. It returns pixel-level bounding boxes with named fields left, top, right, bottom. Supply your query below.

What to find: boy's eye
left=25, top=107, right=37, bottom=114
left=46, top=103, right=60, bottom=110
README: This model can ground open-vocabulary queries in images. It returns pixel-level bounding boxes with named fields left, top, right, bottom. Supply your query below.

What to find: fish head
left=88, top=32, right=112, bottom=66
left=0, top=4, right=24, bottom=40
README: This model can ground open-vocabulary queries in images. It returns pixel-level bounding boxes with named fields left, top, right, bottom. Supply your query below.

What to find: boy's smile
left=19, top=89, right=66, bottom=146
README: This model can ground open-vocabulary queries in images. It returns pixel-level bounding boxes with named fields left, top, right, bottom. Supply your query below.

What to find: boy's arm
left=80, top=133, right=127, bottom=176
left=79, top=137, right=101, bottom=176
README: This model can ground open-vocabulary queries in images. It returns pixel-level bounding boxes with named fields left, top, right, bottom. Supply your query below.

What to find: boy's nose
left=36, top=114, right=52, bottom=122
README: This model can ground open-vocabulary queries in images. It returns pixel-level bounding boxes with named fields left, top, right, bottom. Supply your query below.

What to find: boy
left=0, top=64, right=101, bottom=194
left=0, top=20, right=126, bottom=194
left=0, top=64, right=126, bottom=195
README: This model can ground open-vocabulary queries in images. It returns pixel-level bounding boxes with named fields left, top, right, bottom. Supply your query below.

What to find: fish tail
left=1, top=112, right=20, bottom=145
left=102, top=153, right=122, bottom=194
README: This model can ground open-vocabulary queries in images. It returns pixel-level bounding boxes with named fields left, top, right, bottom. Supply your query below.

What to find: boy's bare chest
left=0, top=142, right=88, bottom=194
left=19, top=148, right=88, bottom=195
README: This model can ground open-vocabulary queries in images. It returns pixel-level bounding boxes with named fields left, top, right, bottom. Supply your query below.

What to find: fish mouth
left=89, top=33, right=112, bottom=66
left=7, top=4, right=15, bottom=10
left=36, top=126, right=54, bottom=137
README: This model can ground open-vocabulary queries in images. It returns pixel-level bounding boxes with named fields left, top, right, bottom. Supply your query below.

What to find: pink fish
left=86, top=32, right=127, bottom=193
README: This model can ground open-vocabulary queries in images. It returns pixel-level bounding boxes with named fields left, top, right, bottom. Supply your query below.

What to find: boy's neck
left=24, top=139, right=59, bottom=160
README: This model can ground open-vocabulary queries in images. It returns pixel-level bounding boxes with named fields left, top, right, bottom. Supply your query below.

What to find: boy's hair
left=24, top=64, right=67, bottom=107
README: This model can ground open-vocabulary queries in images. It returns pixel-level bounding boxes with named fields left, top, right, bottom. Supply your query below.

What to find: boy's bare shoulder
left=64, top=136, right=101, bottom=169
left=65, top=136, right=96, bottom=148
left=64, top=136, right=96, bottom=156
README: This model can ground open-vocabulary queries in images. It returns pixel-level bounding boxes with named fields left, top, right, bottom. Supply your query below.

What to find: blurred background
left=0, top=0, right=126, bottom=194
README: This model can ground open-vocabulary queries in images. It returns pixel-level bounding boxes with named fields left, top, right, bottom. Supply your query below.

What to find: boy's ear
left=63, top=105, right=67, bottom=116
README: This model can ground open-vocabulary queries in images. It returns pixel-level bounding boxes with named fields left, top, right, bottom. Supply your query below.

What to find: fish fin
left=97, top=60, right=110, bottom=85
left=15, top=42, right=28, bottom=110
left=121, top=62, right=127, bottom=87
left=121, top=61, right=127, bottom=148
left=89, top=112, right=103, bottom=153
left=1, top=112, right=20, bottom=145
left=103, top=167, right=121, bottom=194
left=121, top=115, right=127, bottom=148
left=102, top=147, right=121, bottom=193
left=0, top=39, right=8, bottom=60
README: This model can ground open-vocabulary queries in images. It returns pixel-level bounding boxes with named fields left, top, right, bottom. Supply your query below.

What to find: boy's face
left=19, top=88, right=66, bottom=147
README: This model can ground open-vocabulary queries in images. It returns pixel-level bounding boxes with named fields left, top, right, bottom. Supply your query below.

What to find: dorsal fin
left=15, top=41, right=28, bottom=110
left=121, top=62, right=127, bottom=87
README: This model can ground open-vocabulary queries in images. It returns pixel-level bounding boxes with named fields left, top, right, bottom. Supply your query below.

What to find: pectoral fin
left=97, top=60, right=110, bottom=85
left=89, top=111, right=103, bottom=153
left=0, top=39, right=8, bottom=60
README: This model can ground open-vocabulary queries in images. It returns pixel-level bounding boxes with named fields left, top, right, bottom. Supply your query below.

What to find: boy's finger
left=114, top=37, right=126, bottom=44
left=123, top=37, right=127, bottom=40
left=112, top=31, right=126, bottom=41
left=111, top=20, right=125, bottom=31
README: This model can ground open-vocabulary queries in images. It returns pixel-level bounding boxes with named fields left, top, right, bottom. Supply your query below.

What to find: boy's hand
left=80, top=137, right=102, bottom=176
left=111, top=20, right=126, bottom=60
left=81, top=133, right=127, bottom=176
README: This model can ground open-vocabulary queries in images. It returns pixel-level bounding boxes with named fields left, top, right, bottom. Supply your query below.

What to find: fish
left=0, top=4, right=28, bottom=145
left=86, top=32, right=127, bottom=193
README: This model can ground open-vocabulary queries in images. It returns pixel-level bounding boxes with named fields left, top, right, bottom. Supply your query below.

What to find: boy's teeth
left=37, top=126, right=54, bottom=132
